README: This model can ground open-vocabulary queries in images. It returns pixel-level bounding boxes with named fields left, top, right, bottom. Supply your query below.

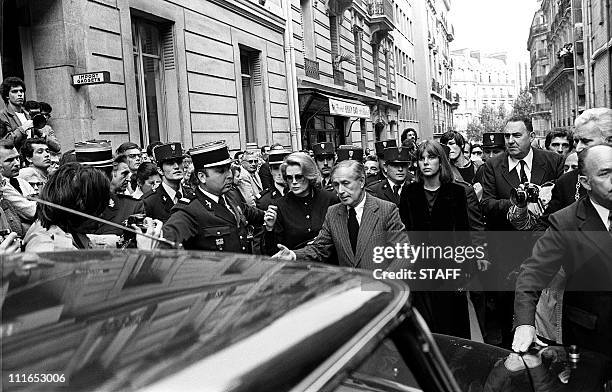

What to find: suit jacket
left=293, top=194, right=409, bottom=271
left=143, top=184, right=195, bottom=222
left=514, top=197, right=612, bottom=357
left=545, top=169, right=585, bottom=216
left=366, top=175, right=415, bottom=205
left=0, top=105, right=28, bottom=150
left=237, top=169, right=263, bottom=207
left=258, top=162, right=273, bottom=191
left=162, top=187, right=264, bottom=252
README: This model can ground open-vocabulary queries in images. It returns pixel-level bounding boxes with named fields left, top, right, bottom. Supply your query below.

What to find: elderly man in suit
left=273, top=159, right=409, bottom=271
left=480, top=115, right=564, bottom=347
left=513, top=145, right=612, bottom=376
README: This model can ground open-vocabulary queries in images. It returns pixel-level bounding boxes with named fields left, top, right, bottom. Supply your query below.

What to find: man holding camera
left=480, top=115, right=564, bottom=347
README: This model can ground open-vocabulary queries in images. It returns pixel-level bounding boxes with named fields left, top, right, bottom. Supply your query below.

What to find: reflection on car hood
left=1, top=250, right=408, bottom=391
left=435, top=335, right=611, bottom=392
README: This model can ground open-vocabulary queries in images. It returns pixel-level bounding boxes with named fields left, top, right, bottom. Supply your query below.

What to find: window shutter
left=250, top=52, right=262, bottom=86
left=161, top=26, right=175, bottom=71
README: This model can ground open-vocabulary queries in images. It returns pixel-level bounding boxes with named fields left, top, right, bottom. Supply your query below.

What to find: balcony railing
left=543, top=55, right=574, bottom=90
left=531, top=23, right=548, bottom=35
left=304, top=58, right=320, bottom=80
left=366, top=0, right=394, bottom=34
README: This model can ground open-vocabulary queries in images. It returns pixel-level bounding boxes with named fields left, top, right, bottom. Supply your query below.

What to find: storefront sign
left=72, top=71, right=110, bottom=86
left=329, top=98, right=370, bottom=118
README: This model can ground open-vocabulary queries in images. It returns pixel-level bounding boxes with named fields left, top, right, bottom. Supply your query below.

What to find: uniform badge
left=180, top=198, right=191, bottom=203
left=382, top=141, right=387, bottom=147
left=348, top=150, right=354, bottom=158
left=171, top=144, right=176, bottom=152
left=216, top=238, right=224, bottom=246
left=204, top=200, right=212, bottom=210
left=108, top=198, right=115, bottom=208
left=320, top=143, right=324, bottom=149
left=489, top=134, right=495, bottom=143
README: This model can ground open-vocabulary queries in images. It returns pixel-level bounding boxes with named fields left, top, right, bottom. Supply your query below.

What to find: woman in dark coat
left=262, top=152, right=337, bottom=259
left=399, top=140, right=472, bottom=339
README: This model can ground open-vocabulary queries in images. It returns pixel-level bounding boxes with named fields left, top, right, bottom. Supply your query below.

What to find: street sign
left=72, top=71, right=110, bottom=86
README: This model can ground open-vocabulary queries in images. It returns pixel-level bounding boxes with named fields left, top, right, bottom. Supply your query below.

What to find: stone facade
left=528, top=9, right=552, bottom=137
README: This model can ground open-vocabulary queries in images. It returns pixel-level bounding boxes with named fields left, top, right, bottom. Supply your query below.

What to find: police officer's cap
left=374, top=139, right=397, bottom=158
left=190, top=140, right=232, bottom=169
left=153, top=142, right=184, bottom=164
left=75, top=140, right=114, bottom=168
left=268, top=149, right=290, bottom=165
left=336, top=145, right=364, bottom=162
left=312, top=142, right=334, bottom=158
left=482, top=133, right=505, bottom=149
left=383, top=146, right=411, bottom=164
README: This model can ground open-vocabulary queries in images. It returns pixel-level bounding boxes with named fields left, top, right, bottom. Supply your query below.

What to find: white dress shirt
left=348, top=192, right=367, bottom=225
left=200, top=187, right=220, bottom=204
left=508, top=147, right=534, bottom=183
left=162, top=182, right=183, bottom=204
left=387, top=179, right=404, bottom=196
left=589, top=198, right=611, bottom=230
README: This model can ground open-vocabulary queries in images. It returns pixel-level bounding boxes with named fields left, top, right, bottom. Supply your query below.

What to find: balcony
left=367, top=0, right=395, bottom=36
left=304, top=58, right=320, bottom=80
left=543, top=55, right=574, bottom=91
left=326, top=0, right=353, bottom=15
left=531, top=23, right=548, bottom=35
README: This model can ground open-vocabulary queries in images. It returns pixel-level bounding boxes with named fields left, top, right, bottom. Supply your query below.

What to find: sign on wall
left=72, top=71, right=110, bottom=86
left=329, top=97, right=370, bottom=118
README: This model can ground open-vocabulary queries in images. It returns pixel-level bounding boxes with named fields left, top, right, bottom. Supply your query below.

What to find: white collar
left=348, top=192, right=367, bottom=224
left=274, top=182, right=285, bottom=195
left=589, top=198, right=611, bottom=230
left=387, top=179, right=403, bottom=190
left=162, top=182, right=182, bottom=202
left=200, top=187, right=220, bottom=204
left=508, top=148, right=534, bottom=172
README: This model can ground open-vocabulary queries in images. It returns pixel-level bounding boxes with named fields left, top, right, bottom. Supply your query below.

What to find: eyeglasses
left=127, top=154, right=141, bottom=159
left=471, top=151, right=483, bottom=155
left=284, top=174, right=305, bottom=182
left=247, top=160, right=259, bottom=164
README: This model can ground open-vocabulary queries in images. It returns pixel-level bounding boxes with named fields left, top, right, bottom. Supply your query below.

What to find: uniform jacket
left=321, top=177, right=334, bottom=192
left=143, top=184, right=195, bottom=222
left=514, top=197, right=612, bottom=357
left=94, top=193, right=145, bottom=235
left=366, top=174, right=415, bottom=205
left=255, top=186, right=285, bottom=210
left=162, top=187, right=264, bottom=252
left=293, top=194, right=409, bottom=270
left=262, top=187, right=338, bottom=255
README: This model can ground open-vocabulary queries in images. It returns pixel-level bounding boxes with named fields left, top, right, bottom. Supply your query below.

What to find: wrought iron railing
left=305, top=58, right=320, bottom=79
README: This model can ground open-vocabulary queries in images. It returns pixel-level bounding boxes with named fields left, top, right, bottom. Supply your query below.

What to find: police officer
left=74, top=140, right=145, bottom=242
left=373, top=139, right=397, bottom=182
left=367, top=146, right=415, bottom=205
left=143, top=142, right=194, bottom=222
left=336, top=145, right=364, bottom=163
left=161, top=141, right=277, bottom=252
left=312, top=142, right=335, bottom=191
left=256, top=148, right=290, bottom=210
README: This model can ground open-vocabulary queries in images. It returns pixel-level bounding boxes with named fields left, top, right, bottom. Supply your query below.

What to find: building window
left=132, top=18, right=172, bottom=145
left=329, top=15, right=340, bottom=61
left=353, top=27, right=364, bottom=80
left=373, top=43, right=380, bottom=88
left=240, top=47, right=261, bottom=144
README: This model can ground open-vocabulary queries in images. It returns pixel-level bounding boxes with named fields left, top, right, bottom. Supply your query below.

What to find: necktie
left=175, top=190, right=182, bottom=204
left=518, top=160, right=528, bottom=184
left=393, top=184, right=401, bottom=201
left=220, top=196, right=237, bottom=223
left=9, top=177, right=22, bottom=195
left=348, top=207, right=359, bottom=253
left=608, top=211, right=612, bottom=232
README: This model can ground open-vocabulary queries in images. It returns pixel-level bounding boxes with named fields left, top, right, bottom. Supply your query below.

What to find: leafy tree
left=511, top=88, right=535, bottom=117
left=465, top=119, right=484, bottom=141
left=465, top=104, right=508, bottom=141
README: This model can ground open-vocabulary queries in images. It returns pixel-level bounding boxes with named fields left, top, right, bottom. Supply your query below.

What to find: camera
left=511, top=183, right=540, bottom=206
left=0, top=229, right=12, bottom=242
left=125, top=214, right=147, bottom=231
left=119, top=214, right=148, bottom=249
left=32, top=113, right=47, bottom=130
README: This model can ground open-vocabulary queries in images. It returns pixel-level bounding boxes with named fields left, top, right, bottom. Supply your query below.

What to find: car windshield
left=1, top=250, right=408, bottom=392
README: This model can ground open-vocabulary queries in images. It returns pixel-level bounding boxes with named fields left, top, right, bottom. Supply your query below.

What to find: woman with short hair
left=262, top=152, right=337, bottom=257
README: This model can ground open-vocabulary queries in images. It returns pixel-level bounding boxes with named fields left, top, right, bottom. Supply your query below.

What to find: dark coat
left=545, top=169, right=585, bottom=215
left=398, top=181, right=472, bottom=339
left=366, top=174, right=415, bottom=205
left=95, top=194, right=145, bottom=235
left=255, top=186, right=285, bottom=210
left=321, top=177, right=334, bottom=192
left=262, top=187, right=338, bottom=255
left=143, top=184, right=195, bottom=222
left=161, top=187, right=264, bottom=253
left=258, top=163, right=273, bottom=191
left=514, top=197, right=612, bottom=358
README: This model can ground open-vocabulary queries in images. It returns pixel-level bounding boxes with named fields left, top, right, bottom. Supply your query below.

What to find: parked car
left=1, top=250, right=609, bottom=391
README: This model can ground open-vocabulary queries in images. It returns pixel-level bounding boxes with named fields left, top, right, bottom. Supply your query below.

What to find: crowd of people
left=1, top=74, right=611, bottom=373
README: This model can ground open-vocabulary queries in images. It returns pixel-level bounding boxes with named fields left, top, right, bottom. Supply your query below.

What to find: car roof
left=1, top=250, right=410, bottom=391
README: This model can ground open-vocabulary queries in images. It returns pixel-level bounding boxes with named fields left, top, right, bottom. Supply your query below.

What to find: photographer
left=23, top=100, right=61, bottom=153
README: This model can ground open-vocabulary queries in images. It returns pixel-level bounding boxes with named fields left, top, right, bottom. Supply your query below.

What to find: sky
left=450, top=0, right=541, bottom=62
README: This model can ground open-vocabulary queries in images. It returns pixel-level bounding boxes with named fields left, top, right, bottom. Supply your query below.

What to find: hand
left=476, top=259, right=491, bottom=271
left=510, top=184, right=528, bottom=208
left=473, top=182, right=483, bottom=202
left=21, top=119, right=34, bottom=131
left=527, top=202, right=542, bottom=216
left=135, top=218, right=163, bottom=250
left=512, top=325, right=548, bottom=352
left=272, top=244, right=295, bottom=261
left=264, top=205, right=277, bottom=231
left=0, top=232, right=21, bottom=254
left=539, top=184, right=554, bottom=208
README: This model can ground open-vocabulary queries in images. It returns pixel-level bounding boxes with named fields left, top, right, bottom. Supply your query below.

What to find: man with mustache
left=143, top=143, right=194, bottom=222
left=161, top=141, right=277, bottom=253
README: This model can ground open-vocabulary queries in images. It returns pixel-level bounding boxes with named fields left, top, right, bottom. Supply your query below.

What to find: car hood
left=1, top=250, right=409, bottom=391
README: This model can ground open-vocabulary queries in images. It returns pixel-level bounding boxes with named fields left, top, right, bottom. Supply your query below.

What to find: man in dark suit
left=367, top=146, right=415, bottom=205
left=143, top=143, right=194, bottom=222
left=161, top=141, right=277, bottom=253
left=513, top=145, right=612, bottom=372
left=480, top=115, right=564, bottom=347
left=545, top=108, right=612, bottom=216
left=273, top=160, right=409, bottom=271
left=313, top=142, right=335, bottom=191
